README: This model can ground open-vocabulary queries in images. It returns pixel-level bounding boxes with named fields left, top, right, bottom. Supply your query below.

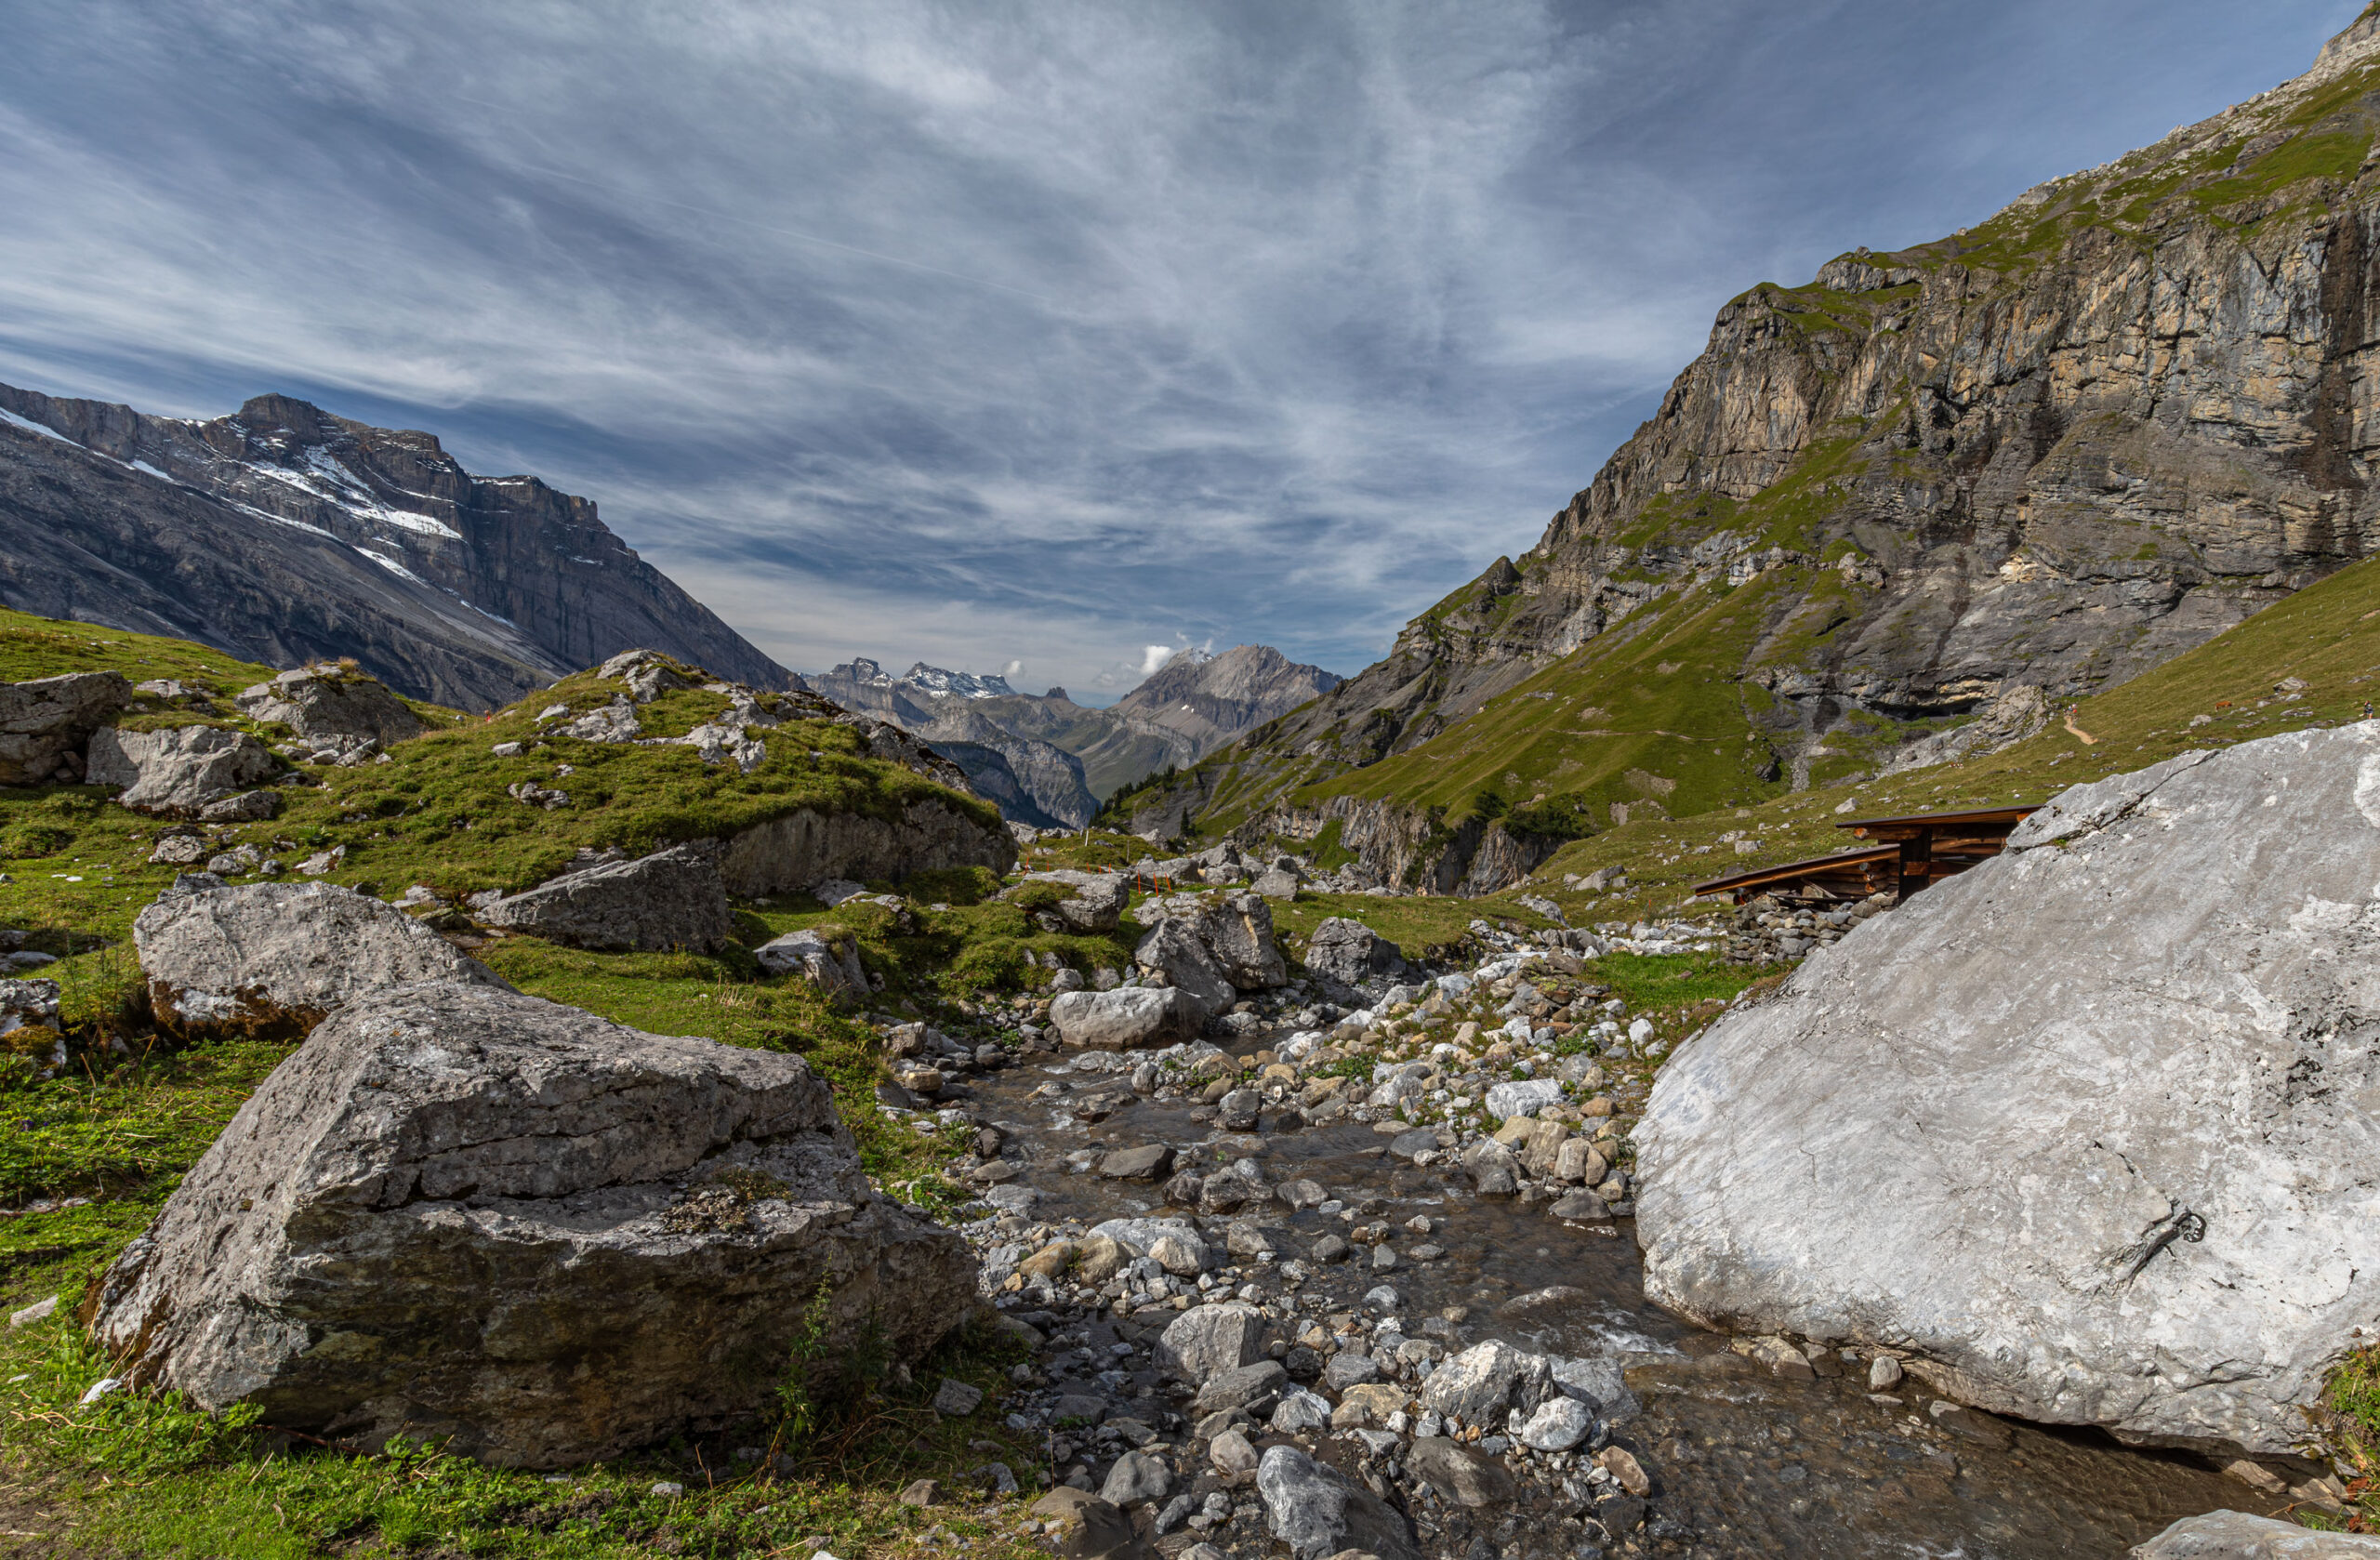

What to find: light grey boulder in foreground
left=477, top=843, right=733, bottom=953
left=0, top=671, right=129, bottom=784
left=2130, top=1510, right=2380, bottom=1558
left=136, top=882, right=509, bottom=1039
left=1637, top=724, right=2380, bottom=1455
left=86, top=723, right=279, bottom=815
left=1047, top=986, right=1200, bottom=1050
left=236, top=667, right=424, bottom=746
left=1155, top=1302, right=1263, bottom=1383
left=82, top=980, right=974, bottom=1468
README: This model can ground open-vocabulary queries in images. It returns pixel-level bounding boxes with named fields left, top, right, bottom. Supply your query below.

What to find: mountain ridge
left=0, top=382, right=788, bottom=708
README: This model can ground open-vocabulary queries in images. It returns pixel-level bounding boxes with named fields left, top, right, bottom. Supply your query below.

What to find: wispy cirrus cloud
left=0, top=0, right=2347, bottom=697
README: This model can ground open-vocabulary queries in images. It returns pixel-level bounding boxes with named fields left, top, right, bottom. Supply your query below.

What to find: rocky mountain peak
left=0, top=380, right=787, bottom=707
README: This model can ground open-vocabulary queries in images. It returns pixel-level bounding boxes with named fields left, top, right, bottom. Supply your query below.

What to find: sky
left=0, top=1, right=2352, bottom=703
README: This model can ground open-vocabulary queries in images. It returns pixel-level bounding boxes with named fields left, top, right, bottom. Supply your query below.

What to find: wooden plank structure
left=1691, top=803, right=2039, bottom=906
left=1690, top=846, right=1900, bottom=906
left=1835, top=804, right=2038, bottom=904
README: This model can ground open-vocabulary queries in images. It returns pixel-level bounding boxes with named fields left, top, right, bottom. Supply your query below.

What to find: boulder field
left=1636, top=723, right=2380, bottom=1456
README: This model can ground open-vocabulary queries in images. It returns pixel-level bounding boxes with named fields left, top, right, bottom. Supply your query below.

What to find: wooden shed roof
left=1690, top=845, right=1900, bottom=900
left=1834, top=804, right=2038, bottom=839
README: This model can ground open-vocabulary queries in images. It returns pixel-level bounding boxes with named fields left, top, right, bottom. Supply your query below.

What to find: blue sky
left=0, top=0, right=2349, bottom=701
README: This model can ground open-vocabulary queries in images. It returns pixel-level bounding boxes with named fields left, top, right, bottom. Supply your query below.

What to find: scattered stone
left=1404, top=1436, right=1517, bottom=1508
left=1014, top=870, right=1130, bottom=933
left=2127, top=1510, right=2380, bottom=1556
left=754, top=928, right=869, bottom=997
left=1598, top=1445, right=1652, bottom=1497
left=1254, top=1445, right=1420, bottom=1560
left=1027, top=1487, right=1136, bottom=1558
left=932, top=1378, right=984, bottom=1417
left=1099, top=1448, right=1170, bottom=1506
left=235, top=667, right=423, bottom=746
left=1048, top=987, right=1201, bottom=1050
left=1209, top=1428, right=1259, bottom=1474
left=1157, top=1304, right=1263, bottom=1383
left=1518, top=1395, right=1594, bottom=1451
left=1421, top=1340, right=1555, bottom=1426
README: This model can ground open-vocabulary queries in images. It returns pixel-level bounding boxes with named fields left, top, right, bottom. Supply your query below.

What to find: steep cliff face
left=1162, top=12, right=2380, bottom=886
left=0, top=385, right=787, bottom=707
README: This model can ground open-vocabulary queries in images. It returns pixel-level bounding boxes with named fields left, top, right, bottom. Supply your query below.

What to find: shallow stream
left=962, top=1026, right=2286, bottom=1560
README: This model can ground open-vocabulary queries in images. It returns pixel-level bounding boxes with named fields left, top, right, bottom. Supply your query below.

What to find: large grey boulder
left=1421, top=1338, right=1557, bottom=1427
left=2130, top=1511, right=2380, bottom=1558
left=1302, top=917, right=1403, bottom=991
left=754, top=927, right=869, bottom=996
left=1135, top=891, right=1286, bottom=990
left=1637, top=725, right=2380, bottom=1455
left=136, top=882, right=509, bottom=1040
left=235, top=667, right=424, bottom=746
left=1254, top=1445, right=1421, bottom=1560
left=0, top=671, right=129, bottom=784
left=1133, top=919, right=1236, bottom=1024
left=86, top=723, right=279, bottom=815
left=82, top=980, right=974, bottom=1468
left=477, top=844, right=733, bottom=953
left=715, top=798, right=1014, bottom=898
left=1013, top=870, right=1129, bottom=933
left=1047, top=987, right=1200, bottom=1050
left=1155, top=1302, right=1263, bottom=1383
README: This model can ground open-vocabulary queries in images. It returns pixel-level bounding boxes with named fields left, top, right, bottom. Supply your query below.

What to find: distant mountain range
left=0, top=383, right=787, bottom=707
left=807, top=645, right=1340, bottom=827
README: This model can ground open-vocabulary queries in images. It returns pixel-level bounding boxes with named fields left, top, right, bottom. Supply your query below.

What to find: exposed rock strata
left=477, top=844, right=733, bottom=953
left=717, top=798, right=1014, bottom=898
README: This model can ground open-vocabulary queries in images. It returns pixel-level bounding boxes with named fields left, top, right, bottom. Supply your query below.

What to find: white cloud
left=1138, top=645, right=1177, bottom=678
left=0, top=0, right=2345, bottom=694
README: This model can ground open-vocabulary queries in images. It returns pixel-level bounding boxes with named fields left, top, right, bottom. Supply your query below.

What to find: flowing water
left=962, top=1027, right=2288, bottom=1560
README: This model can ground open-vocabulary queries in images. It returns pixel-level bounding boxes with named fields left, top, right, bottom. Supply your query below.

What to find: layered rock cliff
left=0, top=385, right=787, bottom=708
left=1156, top=11, right=2380, bottom=887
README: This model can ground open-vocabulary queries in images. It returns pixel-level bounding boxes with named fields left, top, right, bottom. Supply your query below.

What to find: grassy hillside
left=0, top=609, right=1157, bottom=1557
left=1495, top=546, right=2380, bottom=931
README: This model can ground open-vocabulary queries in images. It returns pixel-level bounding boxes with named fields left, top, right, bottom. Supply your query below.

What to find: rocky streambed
left=921, top=953, right=2291, bottom=1560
